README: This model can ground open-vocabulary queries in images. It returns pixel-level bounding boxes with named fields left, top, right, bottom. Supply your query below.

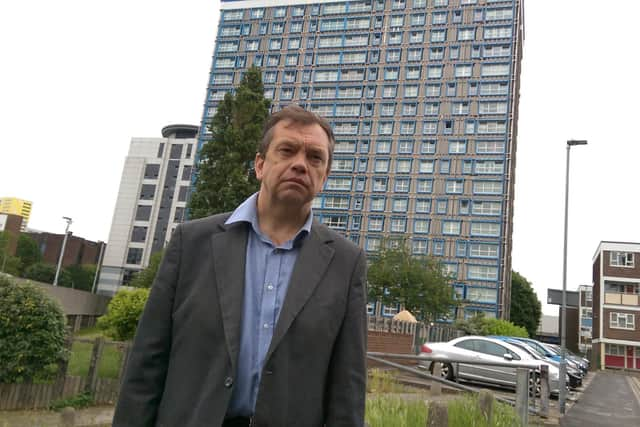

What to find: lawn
left=67, top=328, right=125, bottom=379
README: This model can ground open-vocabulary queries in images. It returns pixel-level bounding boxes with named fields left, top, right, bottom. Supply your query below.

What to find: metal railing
left=367, top=352, right=553, bottom=426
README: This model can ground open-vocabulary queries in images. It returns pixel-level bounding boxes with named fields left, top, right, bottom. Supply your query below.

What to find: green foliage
left=129, top=250, right=164, bottom=288
left=367, top=240, right=456, bottom=322
left=447, top=393, right=521, bottom=427
left=367, top=369, right=416, bottom=394
left=455, top=312, right=528, bottom=338
left=49, top=392, right=93, bottom=411
left=0, top=276, right=68, bottom=383
left=68, top=339, right=123, bottom=379
left=15, top=234, right=41, bottom=274
left=64, top=264, right=97, bottom=291
left=366, top=396, right=428, bottom=427
left=24, top=262, right=55, bottom=284
left=0, top=231, right=21, bottom=276
left=98, top=288, right=150, bottom=341
left=189, top=66, right=271, bottom=218
left=0, top=255, right=22, bottom=276
left=510, top=270, right=542, bottom=337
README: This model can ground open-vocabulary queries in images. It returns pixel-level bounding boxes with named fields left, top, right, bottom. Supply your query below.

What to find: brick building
left=26, top=231, right=105, bottom=268
left=592, top=241, right=640, bottom=370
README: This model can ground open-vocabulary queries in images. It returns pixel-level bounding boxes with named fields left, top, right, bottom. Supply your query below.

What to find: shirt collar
left=225, top=192, right=313, bottom=245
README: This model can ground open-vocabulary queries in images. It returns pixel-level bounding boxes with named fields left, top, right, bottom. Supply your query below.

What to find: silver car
left=419, top=335, right=562, bottom=396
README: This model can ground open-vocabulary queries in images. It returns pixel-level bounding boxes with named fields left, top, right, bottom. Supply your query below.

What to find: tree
left=510, top=271, right=542, bottom=337
left=189, top=66, right=271, bottom=218
left=129, top=250, right=164, bottom=289
left=23, top=262, right=71, bottom=287
left=367, top=241, right=456, bottom=322
left=454, top=312, right=528, bottom=338
left=0, top=276, right=68, bottom=383
left=0, top=231, right=21, bottom=276
left=98, top=288, right=150, bottom=341
left=64, top=264, right=97, bottom=291
left=15, top=234, right=41, bottom=275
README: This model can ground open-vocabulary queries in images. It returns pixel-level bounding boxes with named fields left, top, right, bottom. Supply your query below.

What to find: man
left=113, top=105, right=367, bottom=427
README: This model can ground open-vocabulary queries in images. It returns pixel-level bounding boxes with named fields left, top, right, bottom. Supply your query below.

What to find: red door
left=627, top=346, right=634, bottom=369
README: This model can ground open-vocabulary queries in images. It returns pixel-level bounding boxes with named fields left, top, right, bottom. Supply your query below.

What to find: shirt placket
left=257, top=246, right=282, bottom=366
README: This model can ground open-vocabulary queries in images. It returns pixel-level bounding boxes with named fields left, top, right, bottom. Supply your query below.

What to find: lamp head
left=567, top=139, right=588, bottom=146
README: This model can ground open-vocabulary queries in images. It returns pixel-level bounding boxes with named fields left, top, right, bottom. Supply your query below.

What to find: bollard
left=515, top=368, right=529, bottom=426
left=427, top=401, right=448, bottom=427
left=60, top=407, right=75, bottom=427
left=539, top=365, right=549, bottom=418
left=478, top=390, right=494, bottom=423
left=431, top=363, right=442, bottom=396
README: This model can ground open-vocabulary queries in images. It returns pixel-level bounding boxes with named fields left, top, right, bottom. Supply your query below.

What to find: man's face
left=255, top=120, right=330, bottom=209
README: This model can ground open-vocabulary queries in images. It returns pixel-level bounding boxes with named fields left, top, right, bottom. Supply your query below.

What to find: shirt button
left=224, top=377, right=233, bottom=388
left=263, top=323, right=270, bottom=329
left=266, top=283, right=274, bottom=291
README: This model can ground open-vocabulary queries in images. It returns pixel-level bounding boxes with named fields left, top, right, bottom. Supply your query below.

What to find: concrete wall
left=34, top=282, right=110, bottom=316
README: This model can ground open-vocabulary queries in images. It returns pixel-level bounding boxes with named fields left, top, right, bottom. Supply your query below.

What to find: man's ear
left=254, top=152, right=265, bottom=180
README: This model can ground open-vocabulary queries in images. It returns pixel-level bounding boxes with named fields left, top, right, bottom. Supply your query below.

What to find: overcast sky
left=1, top=1, right=637, bottom=315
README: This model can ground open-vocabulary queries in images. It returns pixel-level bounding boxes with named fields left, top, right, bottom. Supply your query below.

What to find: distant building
left=0, top=213, right=24, bottom=256
left=197, top=0, right=526, bottom=319
left=25, top=231, right=105, bottom=268
left=578, top=284, right=593, bottom=355
left=592, top=241, right=640, bottom=370
left=536, top=314, right=560, bottom=345
left=0, top=197, right=32, bottom=231
left=96, top=125, right=198, bottom=295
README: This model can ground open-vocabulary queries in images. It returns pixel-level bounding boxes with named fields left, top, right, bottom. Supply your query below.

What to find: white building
left=97, top=125, right=198, bottom=295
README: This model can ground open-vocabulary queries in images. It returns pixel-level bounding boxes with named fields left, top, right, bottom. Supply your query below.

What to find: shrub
left=98, top=288, right=150, bottom=341
left=49, top=392, right=93, bottom=411
left=0, top=276, right=68, bottom=383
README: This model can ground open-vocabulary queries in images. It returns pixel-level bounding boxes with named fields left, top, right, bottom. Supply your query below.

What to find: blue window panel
left=456, top=241, right=467, bottom=257
left=412, top=239, right=428, bottom=254
left=394, top=178, right=411, bottom=193
left=417, top=179, right=433, bottom=193
left=414, top=218, right=430, bottom=234
left=432, top=239, right=445, bottom=255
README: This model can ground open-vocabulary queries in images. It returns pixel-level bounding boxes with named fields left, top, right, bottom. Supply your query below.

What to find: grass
left=366, top=396, right=428, bottom=427
left=66, top=328, right=124, bottom=379
left=366, top=369, right=526, bottom=427
left=367, top=368, right=419, bottom=394
left=447, top=393, right=522, bottom=427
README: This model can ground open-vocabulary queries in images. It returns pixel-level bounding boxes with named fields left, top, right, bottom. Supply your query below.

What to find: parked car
left=419, top=335, right=563, bottom=396
left=491, top=336, right=582, bottom=389
left=509, top=337, right=585, bottom=375
left=545, top=343, right=589, bottom=374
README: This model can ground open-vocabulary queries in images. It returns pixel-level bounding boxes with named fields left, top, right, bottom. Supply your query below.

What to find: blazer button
left=224, top=377, right=233, bottom=388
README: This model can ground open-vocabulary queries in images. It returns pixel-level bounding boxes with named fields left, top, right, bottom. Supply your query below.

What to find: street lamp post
left=53, top=216, right=73, bottom=287
left=559, top=139, right=587, bottom=414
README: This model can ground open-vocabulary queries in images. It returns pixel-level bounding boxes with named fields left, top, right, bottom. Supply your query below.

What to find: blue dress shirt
left=224, top=193, right=313, bottom=417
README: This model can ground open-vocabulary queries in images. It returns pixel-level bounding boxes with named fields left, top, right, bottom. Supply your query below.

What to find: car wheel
left=429, top=362, right=454, bottom=380
left=529, top=372, right=541, bottom=397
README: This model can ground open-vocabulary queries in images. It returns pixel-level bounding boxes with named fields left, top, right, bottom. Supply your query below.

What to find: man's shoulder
left=178, top=212, right=233, bottom=236
left=312, top=221, right=363, bottom=257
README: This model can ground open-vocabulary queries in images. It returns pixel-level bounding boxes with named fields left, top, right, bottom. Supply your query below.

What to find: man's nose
left=290, top=151, right=309, bottom=172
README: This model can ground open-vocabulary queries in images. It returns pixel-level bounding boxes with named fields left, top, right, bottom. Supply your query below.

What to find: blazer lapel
left=265, top=224, right=335, bottom=362
left=211, top=222, right=248, bottom=372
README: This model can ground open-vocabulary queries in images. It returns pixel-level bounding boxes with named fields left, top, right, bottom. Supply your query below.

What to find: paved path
left=560, top=370, right=640, bottom=427
left=0, top=406, right=113, bottom=427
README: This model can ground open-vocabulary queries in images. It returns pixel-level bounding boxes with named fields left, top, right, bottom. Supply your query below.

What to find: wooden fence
left=1, top=317, right=461, bottom=411
left=367, top=316, right=463, bottom=351
left=0, top=337, right=130, bottom=411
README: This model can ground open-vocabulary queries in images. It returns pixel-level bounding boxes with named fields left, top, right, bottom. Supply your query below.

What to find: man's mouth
left=284, top=178, right=307, bottom=187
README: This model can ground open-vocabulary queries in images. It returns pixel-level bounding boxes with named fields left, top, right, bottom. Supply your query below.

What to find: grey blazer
left=113, top=213, right=367, bottom=427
